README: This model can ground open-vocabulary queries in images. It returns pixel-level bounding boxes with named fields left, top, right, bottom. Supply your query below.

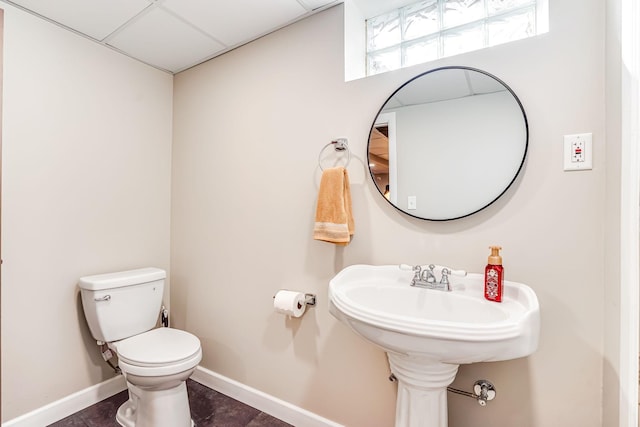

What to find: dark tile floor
left=48, top=379, right=292, bottom=427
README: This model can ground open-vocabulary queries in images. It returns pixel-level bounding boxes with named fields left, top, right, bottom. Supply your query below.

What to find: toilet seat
left=114, top=328, right=202, bottom=377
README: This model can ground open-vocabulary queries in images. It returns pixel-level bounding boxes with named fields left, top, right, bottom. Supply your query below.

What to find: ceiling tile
left=392, top=69, right=471, bottom=106
left=162, top=0, right=308, bottom=46
left=107, top=7, right=226, bottom=73
left=8, top=0, right=151, bottom=40
left=467, top=71, right=507, bottom=94
left=6, top=0, right=343, bottom=73
left=298, top=0, right=337, bottom=10
left=351, top=0, right=416, bottom=19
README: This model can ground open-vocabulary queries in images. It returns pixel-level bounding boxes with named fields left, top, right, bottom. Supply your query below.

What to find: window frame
left=365, top=0, right=548, bottom=76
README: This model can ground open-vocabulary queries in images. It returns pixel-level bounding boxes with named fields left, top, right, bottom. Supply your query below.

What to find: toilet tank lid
left=79, top=268, right=166, bottom=291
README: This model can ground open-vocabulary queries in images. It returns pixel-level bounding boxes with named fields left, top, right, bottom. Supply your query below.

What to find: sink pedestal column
left=387, top=353, right=459, bottom=427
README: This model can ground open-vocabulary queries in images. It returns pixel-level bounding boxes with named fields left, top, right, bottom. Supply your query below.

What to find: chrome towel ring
left=318, top=138, right=350, bottom=171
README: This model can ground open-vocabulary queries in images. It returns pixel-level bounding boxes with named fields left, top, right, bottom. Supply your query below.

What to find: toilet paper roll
left=273, top=290, right=306, bottom=317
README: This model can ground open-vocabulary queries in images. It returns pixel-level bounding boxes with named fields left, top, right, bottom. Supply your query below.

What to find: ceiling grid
left=1, top=0, right=340, bottom=73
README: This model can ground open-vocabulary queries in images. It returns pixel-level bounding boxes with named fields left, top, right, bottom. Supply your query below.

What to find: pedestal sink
left=328, top=264, right=540, bottom=427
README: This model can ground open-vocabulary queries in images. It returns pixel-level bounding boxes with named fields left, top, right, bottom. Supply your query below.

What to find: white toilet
left=78, top=267, right=202, bottom=427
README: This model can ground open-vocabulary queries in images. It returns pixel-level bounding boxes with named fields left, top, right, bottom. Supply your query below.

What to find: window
left=365, top=0, right=547, bottom=76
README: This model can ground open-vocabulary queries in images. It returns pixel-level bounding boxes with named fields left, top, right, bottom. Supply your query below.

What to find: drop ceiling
left=383, top=68, right=507, bottom=109
left=1, top=0, right=342, bottom=73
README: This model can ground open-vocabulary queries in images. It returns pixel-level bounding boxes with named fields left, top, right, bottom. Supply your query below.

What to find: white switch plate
left=564, top=133, right=592, bottom=171
left=407, top=196, right=417, bottom=210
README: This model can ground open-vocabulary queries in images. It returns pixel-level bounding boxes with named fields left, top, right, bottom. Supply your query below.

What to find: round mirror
left=368, top=66, right=528, bottom=221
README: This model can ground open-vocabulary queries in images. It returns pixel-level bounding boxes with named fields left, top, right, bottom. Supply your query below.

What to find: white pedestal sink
left=328, top=264, right=540, bottom=427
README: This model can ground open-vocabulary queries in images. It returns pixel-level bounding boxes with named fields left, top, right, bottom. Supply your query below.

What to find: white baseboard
left=2, top=366, right=342, bottom=427
left=2, top=375, right=127, bottom=427
left=191, top=366, right=344, bottom=427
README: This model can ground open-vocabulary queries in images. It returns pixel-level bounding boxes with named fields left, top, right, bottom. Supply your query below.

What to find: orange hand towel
left=313, top=167, right=355, bottom=245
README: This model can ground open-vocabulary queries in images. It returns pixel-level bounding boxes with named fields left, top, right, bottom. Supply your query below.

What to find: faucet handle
left=430, top=264, right=467, bottom=277
left=440, top=268, right=450, bottom=284
left=439, top=268, right=451, bottom=291
left=399, top=264, right=421, bottom=272
left=404, top=264, right=466, bottom=277
left=400, top=264, right=422, bottom=287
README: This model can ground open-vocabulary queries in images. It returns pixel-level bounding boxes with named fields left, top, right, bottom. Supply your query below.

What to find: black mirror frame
left=367, top=66, right=529, bottom=221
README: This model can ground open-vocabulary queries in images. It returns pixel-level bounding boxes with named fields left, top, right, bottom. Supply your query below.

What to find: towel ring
left=318, top=138, right=351, bottom=171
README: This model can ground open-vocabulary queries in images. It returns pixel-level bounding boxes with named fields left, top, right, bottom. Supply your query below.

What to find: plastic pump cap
left=488, top=246, right=502, bottom=265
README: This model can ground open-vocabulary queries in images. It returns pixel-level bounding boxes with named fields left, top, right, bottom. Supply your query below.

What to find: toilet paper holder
left=272, top=292, right=317, bottom=308
left=303, top=293, right=317, bottom=307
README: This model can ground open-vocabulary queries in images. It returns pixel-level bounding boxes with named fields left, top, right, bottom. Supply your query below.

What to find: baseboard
left=191, top=366, right=344, bottom=427
left=2, top=367, right=342, bottom=427
left=2, top=375, right=127, bottom=427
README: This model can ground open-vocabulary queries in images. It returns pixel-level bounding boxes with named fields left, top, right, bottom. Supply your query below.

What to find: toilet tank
left=78, top=268, right=165, bottom=342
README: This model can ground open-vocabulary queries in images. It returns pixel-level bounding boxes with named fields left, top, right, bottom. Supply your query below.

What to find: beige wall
left=0, top=4, right=173, bottom=421
left=172, top=2, right=607, bottom=427
left=0, top=0, right=619, bottom=425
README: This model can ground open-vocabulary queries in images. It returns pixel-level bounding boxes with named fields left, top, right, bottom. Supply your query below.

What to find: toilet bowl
left=78, top=268, right=202, bottom=427
left=112, top=328, right=202, bottom=427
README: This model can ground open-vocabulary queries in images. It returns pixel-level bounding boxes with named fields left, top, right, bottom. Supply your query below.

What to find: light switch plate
left=564, top=133, right=592, bottom=171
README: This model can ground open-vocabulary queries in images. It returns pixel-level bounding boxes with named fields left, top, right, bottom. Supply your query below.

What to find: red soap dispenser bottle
left=484, top=246, right=504, bottom=302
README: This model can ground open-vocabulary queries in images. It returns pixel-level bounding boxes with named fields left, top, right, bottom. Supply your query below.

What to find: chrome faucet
left=400, top=264, right=466, bottom=292
left=420, top=264, right=437, bottom=285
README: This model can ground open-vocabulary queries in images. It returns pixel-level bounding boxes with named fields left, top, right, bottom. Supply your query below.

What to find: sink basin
left=329, top=264, right=539, bottom=364
left=329, top=264, right=540, bottom=427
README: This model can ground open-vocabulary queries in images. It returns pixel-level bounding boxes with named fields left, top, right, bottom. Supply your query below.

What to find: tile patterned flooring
left=48, top=379, right=293, bottom=427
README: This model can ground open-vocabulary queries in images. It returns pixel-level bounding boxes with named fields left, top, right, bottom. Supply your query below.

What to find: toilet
left=78, top=267, right=202, bottom=427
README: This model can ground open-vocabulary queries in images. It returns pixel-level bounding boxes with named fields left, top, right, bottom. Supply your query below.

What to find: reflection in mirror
left=368, top=66, right=528, bottom=220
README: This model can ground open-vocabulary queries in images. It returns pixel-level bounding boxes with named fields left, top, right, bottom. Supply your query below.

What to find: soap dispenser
left=484, top=246, right=503, bottom=302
